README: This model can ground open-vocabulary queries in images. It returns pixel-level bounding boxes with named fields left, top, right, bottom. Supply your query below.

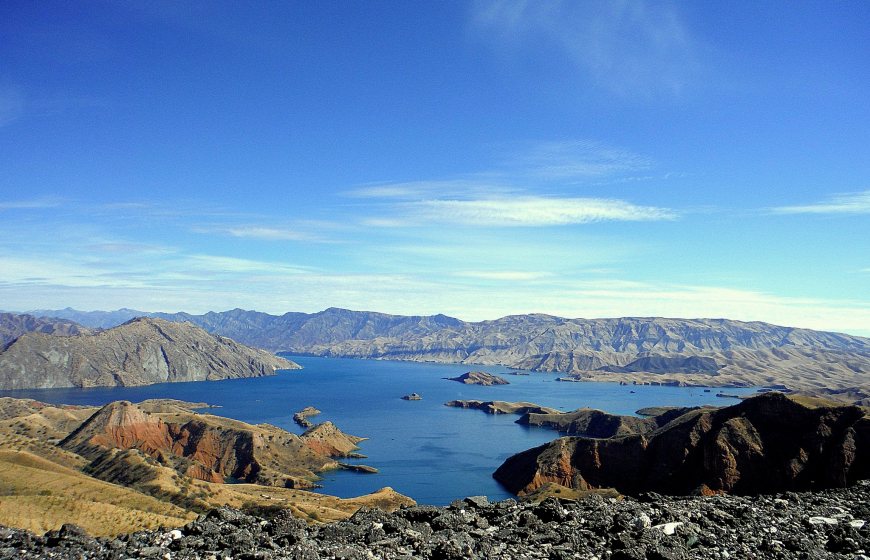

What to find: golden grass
left=520, top=481, right=621, bottom=503
left=0, top=397, right=415, bottom=535
left=0, top=450, right=194, bottom=536
left=0, top=433, right=88, bottom=469
left=786, top=394, right=852, bottom=409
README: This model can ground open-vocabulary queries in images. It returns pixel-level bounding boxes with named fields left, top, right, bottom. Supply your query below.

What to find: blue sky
left=1, top=1, right=869, bottom=335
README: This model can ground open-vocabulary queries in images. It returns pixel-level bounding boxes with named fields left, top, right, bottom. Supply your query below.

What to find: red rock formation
left=300, top=421, right=365, bottom=457
left=61, top=401, right=361, bottom=486
left=63, top=401, right=174, bottom=457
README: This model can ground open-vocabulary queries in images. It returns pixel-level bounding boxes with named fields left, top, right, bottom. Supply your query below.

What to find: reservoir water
left=2, top=356, right=757, bottom=505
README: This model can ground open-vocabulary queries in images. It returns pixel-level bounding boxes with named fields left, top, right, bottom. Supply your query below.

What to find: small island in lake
left=401, top=393, right=422, bottom=400
left=293, top=406, right=322, bottom=428
left=445, top=400, right=559, bottom=415
left=445, top=371, right=509, bottom=386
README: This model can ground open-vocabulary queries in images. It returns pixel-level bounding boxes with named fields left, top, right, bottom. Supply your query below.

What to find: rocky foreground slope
left=0, top=317, right=298, bottom=390
left=34, top=307, right=870, bottom=392
left=4, top=484, right=870, bottom=559
left=495, top=393, right=870, bottom=498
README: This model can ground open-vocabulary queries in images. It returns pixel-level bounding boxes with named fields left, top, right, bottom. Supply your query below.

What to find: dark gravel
left=2, top=481, right=870, bottom=559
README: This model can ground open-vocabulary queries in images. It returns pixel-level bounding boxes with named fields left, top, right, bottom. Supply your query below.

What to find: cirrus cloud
left=772, top=190, right=870, bottom=215
left=369, top=196, right=677, bottom=227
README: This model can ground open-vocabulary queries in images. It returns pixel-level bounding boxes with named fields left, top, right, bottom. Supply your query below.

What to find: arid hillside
left=0, top=397, right=412, bottom=536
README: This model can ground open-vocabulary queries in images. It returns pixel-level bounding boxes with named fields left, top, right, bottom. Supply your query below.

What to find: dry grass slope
left=0, top=398, right=415, bottom=536
left=0, top=450, right=194, bottom=536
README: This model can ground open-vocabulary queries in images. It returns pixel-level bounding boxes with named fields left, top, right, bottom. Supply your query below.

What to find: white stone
left=808, top=516, right=838, bottom=525
left=652, top=521, right=683, bottom=535
left=632, top=513, right=652, bottom=530
left=850, top=520, right=866, bottom=529
left=169, top=530, right=182, bottom=540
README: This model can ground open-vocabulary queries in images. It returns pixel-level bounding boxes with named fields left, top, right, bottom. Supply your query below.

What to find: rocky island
left=445, top=400, right=560, bottom=415
left=292, top=406, right=322, bottom=428
left=445, top=371, right=510, bottom=386
left=0, top=317, right=299, bottom=390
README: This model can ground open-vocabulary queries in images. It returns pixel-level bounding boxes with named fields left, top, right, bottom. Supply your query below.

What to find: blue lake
left=1, top=356, right=757, bottom=505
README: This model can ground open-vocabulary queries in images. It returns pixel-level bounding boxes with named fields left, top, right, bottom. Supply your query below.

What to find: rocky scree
left=3, top=481, right=870, bottom=559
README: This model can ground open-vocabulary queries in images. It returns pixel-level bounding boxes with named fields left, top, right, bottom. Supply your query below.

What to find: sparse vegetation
left=0, top=397, right=414, bottom=536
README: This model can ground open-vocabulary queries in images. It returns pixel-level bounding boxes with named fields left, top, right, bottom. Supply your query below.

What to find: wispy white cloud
left=374, top=196, right=677, bottom=227
left=772, top=190, right=870, bottom=215
left=184, top=254, right=312, bottom=275
left=3, top=237, right=868, bottom=336
left=191, top=221, right=343, bottom=243
left=224, top=226, right=314, bottom=241
left=454, top=270, right=552, bottom=281
left=470, top=0, right=700, bottom=96
left=514, top=140, right=652, bottom=180
left=347, top=179, right=517, bottom=200
left=0, top=198, right=63, bottom=210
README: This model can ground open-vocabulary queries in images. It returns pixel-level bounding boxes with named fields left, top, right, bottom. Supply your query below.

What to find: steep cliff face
left=0, top=318, right=298, bottom=390
left=494, top=393, right=870, bottom=497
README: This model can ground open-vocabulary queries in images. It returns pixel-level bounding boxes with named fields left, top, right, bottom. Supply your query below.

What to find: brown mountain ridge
left=494, top=392, right=870, bottom=497
left=31, top=308, right=870, bottom=392
left=0, top=317, right=298, bottom=390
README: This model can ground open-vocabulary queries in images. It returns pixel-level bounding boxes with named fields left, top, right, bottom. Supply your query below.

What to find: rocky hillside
left=0, top=317, right=298, bottom=390
left=33, top=307, right=870, bottom=392
left=4, top=483, right=870, bottom=559
left=516, top=406, right=699, bottom=438
left=0, top=313, right=88, bottom=348
left=61, top=400, right=370, bottom=488
left=0, top=397, right=412, bottom=536
left=494, top=393, right=870, bottom=497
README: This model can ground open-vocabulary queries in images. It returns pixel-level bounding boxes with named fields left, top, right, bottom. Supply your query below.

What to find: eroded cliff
left=494, top=392, right=870, bottom=497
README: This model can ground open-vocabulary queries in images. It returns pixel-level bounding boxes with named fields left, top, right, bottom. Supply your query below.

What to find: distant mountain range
left=24, top=307, right=870, bottom=392
left=0, top=312, right=90, bottom=347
